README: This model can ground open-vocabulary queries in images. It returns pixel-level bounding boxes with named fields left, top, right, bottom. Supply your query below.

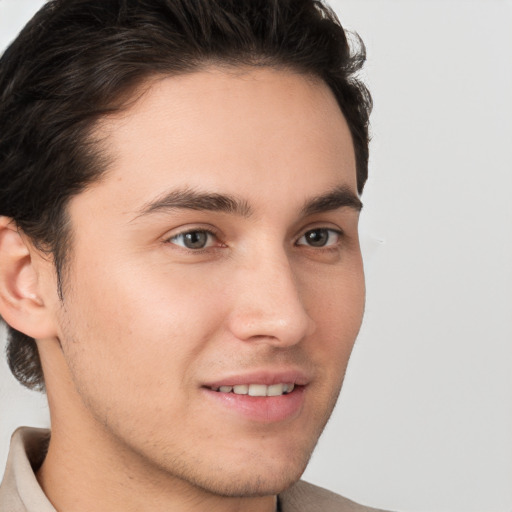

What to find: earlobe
left=0, top=216, right=57, bottom=339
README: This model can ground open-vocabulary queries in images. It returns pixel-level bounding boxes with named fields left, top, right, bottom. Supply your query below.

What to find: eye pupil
left=184, top=231, right=208, bottom=249
left=306, top=229, right=328, bottom=247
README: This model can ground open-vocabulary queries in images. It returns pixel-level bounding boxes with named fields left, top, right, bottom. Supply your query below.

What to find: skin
left=0, top=67, right=365, bottom=512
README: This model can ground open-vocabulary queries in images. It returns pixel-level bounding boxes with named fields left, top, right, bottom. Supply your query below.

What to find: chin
left=194, top=464, right=307, bottom=498
left=181, top=443, right=314, bottom=498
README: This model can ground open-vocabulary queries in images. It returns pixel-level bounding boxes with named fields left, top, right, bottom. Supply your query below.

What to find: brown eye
left=170, top=230, right=214, bottom=249
left=297, top=228, right=341, bottom=248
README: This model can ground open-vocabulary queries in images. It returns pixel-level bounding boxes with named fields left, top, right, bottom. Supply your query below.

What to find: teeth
left=267, top=383, right=284, bottom=396
left=214, top=383, right=295, bottom=396
left=284, top=383, right=295, bottom=394
left=248, top=384, right=267, bottom=396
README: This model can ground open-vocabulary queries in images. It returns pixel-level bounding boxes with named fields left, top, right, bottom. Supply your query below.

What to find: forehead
left=81, top=66, right=357, bottom=216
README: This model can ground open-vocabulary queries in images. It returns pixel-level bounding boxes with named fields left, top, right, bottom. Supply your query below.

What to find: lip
left=203, top=368, right=310, bottom=389
left=202, top=385, right=306, bottom=423
left=201, top=368, right=310, bottom=423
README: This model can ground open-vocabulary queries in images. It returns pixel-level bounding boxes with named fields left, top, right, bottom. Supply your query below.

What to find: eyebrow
left=135, top=187, right=252, bottom=219
left=134, top=183, right=361, bottom=221
left=301, top=185, right=363, bottom=216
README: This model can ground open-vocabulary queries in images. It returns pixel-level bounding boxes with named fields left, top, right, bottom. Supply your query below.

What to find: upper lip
left=203, top=368, right=311, bottom=389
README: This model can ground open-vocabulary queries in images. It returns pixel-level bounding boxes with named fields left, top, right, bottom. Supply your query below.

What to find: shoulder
left=279, top=480, right=393, bottom=512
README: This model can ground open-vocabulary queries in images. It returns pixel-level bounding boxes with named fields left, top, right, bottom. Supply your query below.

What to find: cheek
left=58, top=260, right=226, bottom=403
left=302, top=262, right=365, bottom=365
left=303, top=254, right=365, bottom=322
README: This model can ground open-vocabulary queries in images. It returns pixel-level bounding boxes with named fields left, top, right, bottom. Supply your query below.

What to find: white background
left=0, top=1, right=511, bottom=511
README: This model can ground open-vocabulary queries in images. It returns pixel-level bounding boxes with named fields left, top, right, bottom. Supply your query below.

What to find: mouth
left=207, top=383, right=296, bottom=397
left=202, top=373, right=307, bottom=423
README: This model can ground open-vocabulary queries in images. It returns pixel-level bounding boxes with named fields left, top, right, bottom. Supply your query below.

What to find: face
left=49, top=67, right=365, bottom=496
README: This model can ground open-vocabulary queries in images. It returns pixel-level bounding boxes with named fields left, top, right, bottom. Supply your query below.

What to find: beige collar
left=0, top=427, right=55, bottom=512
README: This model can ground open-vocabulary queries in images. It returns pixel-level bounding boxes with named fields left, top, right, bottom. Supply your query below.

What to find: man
left=0, top=0, right=386, bottom=510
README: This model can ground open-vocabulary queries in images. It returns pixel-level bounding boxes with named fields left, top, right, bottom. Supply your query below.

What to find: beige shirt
left=0, top=428, right=391, bottom=512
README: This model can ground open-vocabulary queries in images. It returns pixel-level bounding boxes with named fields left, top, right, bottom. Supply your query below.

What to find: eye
left=169, top=230, right=216, bottom=249
left=296, top=228, right=341, bottom=248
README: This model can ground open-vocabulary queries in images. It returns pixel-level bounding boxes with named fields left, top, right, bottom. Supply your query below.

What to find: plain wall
left=0, top=1, right=511, bottom=511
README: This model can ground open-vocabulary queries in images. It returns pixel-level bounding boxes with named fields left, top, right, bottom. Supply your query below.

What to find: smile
left=203, top=382, right=305, bottom=423
left=209, top=383, right=295, bottom=396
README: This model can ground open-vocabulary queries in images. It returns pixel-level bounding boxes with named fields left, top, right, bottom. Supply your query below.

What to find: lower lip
left=202, top=386, right=306, bottom=423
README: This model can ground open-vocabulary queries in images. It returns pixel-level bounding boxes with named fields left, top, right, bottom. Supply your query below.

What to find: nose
left=226, top=251, right=316, bottom=347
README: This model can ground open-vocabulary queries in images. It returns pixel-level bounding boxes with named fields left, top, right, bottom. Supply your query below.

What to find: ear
left=0, top=217, right=58, bottom=339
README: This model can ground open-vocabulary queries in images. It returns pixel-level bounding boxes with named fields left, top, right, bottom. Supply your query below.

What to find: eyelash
left=168, top=228, right=220, bottom=251
left=167, top=227, right=343, bottom=251
left=295, top=228, right=343, bottom=249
